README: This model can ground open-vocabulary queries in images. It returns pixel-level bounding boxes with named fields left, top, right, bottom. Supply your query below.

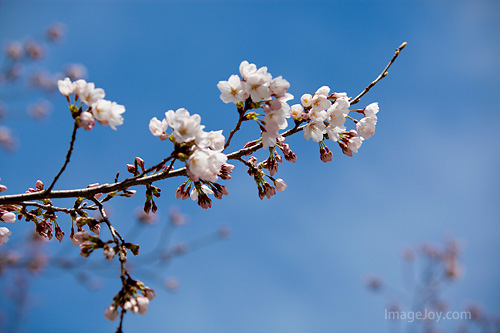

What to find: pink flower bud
left=126, top=164, right=136, bottom=174
left=0, top=212, right=16, bottom=223
left=0, top=184, right=7, bottom=193
left=274, top=178, right=287, bottom=192
left=145, top=288, right=156, bottom=300
left=36, top=180, right=44, bottom=190
left=135, top=157, right=145, bottom=171
left=55, top=225, right=64, bottom=242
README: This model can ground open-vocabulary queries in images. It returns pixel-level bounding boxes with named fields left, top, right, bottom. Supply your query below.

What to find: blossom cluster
left=217, top=61, right=293, bottom=149
left=57, top=78, right=125, bottom=130
left=292, top=87, right=379, bottom=158
left=104, top=281, right=156, bottom=322
left=149, top=108, right=234, bottom=208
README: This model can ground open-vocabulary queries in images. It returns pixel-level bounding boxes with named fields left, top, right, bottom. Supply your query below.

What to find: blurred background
left=0, top=0, right=499, bottom=332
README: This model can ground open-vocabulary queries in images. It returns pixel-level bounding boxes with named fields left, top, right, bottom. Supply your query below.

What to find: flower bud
left=104, top=305, right=118, bottom=322
left=135, top=157, right=145, bottom=171
left=126, top=164, right=136, bottom=174
left=273, top=178, right=287, bottom=192
left=0, top=212, right=16, bottom=223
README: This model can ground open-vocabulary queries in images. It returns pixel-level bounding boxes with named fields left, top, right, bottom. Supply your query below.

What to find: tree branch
left=223, top=110, right=245, bottom=151
left=350, top=42, right=407, bottom=106
left=46, top=123, right=79, bottom=192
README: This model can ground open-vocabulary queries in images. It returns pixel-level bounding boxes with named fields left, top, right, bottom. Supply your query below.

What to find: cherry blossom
left=104, top=305, right=119, bottom=321
left=57, top=77, right=73, bottom=96
left=206, top=130, right=225, bottom=151
left=165, top=108, right=204, bottom=144
left=274, top=178, right=287, bottom=192
left=78, top=82, right=105, bottom=106
left=92, top=100, right=125, bottom=130
left=363, top=102, right=379, bottom=118
left=0, top=211, right=16, bottom=223
left=149, top=117, right=169, bottom=140
left=217, top=75, right=246, bottom=104
left=304, top=121, right=326, bottom=142
left=0, top=227, right=11, bottom=246
left=357, top=116, right=377, bottom=140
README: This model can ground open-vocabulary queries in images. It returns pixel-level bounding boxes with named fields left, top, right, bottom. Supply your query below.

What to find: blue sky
left=0, top=0, right=499, bottom=332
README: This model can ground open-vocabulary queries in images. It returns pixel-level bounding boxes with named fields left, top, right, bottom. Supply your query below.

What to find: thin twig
left=223, top=111, right=245, bottom=151
left=350, top=42, right=407, bottom=106
left=46, top=123, right=79, bottom=192
left=18, top=201, right=97, bottom=213
left=116, top=309, right=125, bottom=333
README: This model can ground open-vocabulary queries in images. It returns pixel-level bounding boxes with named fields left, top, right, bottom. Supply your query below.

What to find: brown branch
left=223, top=111, right=245, bottom=151
left=0, top=161, right=185, bottom=205
left=18, top=201, right=98, bottom=213
left=46, top=122, right=79, bottom=192
left=350, top=42, right=407, bottom=106
left=116, top=308, right=125, bottom=333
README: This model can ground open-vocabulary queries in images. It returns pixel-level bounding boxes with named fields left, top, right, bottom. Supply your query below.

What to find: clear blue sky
left=0, top=0, right=499, bottom=332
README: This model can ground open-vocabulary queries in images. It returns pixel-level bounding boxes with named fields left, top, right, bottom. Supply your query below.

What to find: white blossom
left=239, top=60, right=257, bottom=80
left=57, top=77, right=74, bottom=96
left=364, top=102, right=379, bottom=118
left=165, top=108, right=204, bottom=144
left=308, top=109, right=327, bottom=122
left=356, top=116, right=377, bottom=140
left=104, top=305, right=118, bottom=322
left=290, top=104, right=304, bottom=119
left=274, top=178, right=287, bottom=192
left=0, top=227, right=12, bottom=246
left=136, top=296, right=150, bottom=315
left=77, top=111, right=95, bottom=131
left=304, top=121, right=326, bottom=142
left=301, top=94, right=313, bottom=107
left=92, top=100, right=125, bottom=130
left=244, top=73, right=271, bottom=102
left=264, top=100, right=290, bottom=130
left=315, top=86, right=331, bottom=97
left=72, top=79, right=88, bottom=97
left=149, top=117, right=169, bottom=140
left=206, top=130, right=225, bottom=151
left=190, top=184, right=214, bottom=201
left=270, top=76, right=290, bottom=98
left=326, top=125, right=343, bottom=142
left=188, top=148, right=227, bottom=182
left=217, top=75, right=246, bottom=104
left=347, top=135, right=363, bottom=154
left=310, top=94, right=331, bottom=112
left=0, top=212, right=16, bottom=223
left=326, top=97, right=350, bottom=130
left=79, top=82, right=105, bottom=106
left=261, top=128, right=280, bottom=149
left=331, top=92, right=348, bottom=99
